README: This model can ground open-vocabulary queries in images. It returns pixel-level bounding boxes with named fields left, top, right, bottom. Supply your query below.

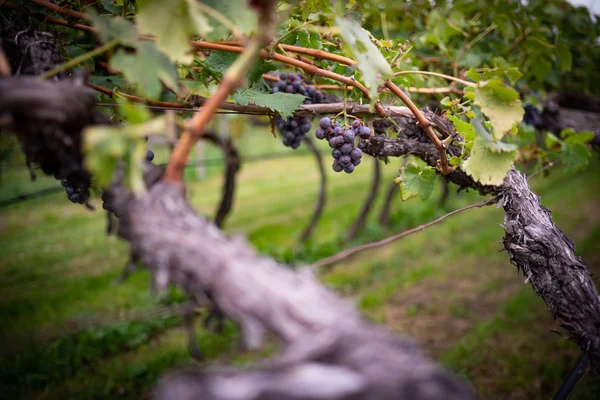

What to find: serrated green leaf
left=396, top=161, right=437, bottom=201
left=186, top=0, right=215, bottom=37
left=203, top=51, right=273, bottom=85
left=466, top=69, right=481, bottom=82
left=561, top=142, right=591, bottom=173
left=529, top=57, right=551, bottom=83
left=204, top=51, right=238, bottom=76
left=136, top=0, right=194, bottom=63
left=301, top=0, right=331, bottom=20
left=449, top=156, right=462, bottom=166
left=100, top=0, right=123, bottom=14
left=87, top=9, right=138, bottom=48
left=564, top=130, right=595, bottom=145
left=297, top=29, right=322, bottom=49
left=201, top=0, right=256, bottom=40
left=181, top=79, right=207, bottom=95
left=117, top=101, right=152, bottom=124
left=505, top=67, right=523, bottom=85
left=474, top=80, right=524, bottom=140
left=462, top=136, right=518, bottom=185
left=248, top=59, right=278, bottom=85
left=448, top=115, right=475, bottom=142
left=336, top=17, right=393, bottom=105
left=556, top=43, right=572, bottom=72
left=471, top=117, right=519, bottom=152
left=110, top=41, right=178, bottom=100
left=232, top=88, right=305, bottom=119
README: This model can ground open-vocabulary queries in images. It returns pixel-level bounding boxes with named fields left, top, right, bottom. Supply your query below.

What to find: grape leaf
left=201, top=0, right=256, bottom=39
left=110, top=41, right=178, bottom=99
left=561, top=142, right=591, bottom=173
left=87, top=9, right=138, bottom=48
left=232, top=88, right=305, bottom=119
left=248, top=60, right=278, bottom=85
left=561, top=128, right=595, bottom=145
left=474, top=80, right=524, bottom=140
left=335, top=17, right=393, bottom=104
left=137, top=0, right=215, bottom=63
left=297, top=29, right=322, bottom=49
left=447, top=115, right=475, bottom=142
left=301, top=0, right=331, bottom=20
left=395, top=161, right=436, bottom=201
left=556, top=43, right=572, bottom=72
left=204, top=52, right=276, bottom=85
left=204, top=51, right=238, bottom=75
left=471, top=117, right=518, bottom=152
left=462, top=136, right=518, bottom=185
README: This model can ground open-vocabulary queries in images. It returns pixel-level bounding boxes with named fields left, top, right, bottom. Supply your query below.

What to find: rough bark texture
left=364, top=117, right=501, bottom=196
left=202, top=133, right=240, bottom=228
left=500, top=169, right=600, bottom=371
left=0, top=21, right=67, bottom=79
left=299, top=136, right=327, bottom=243
left=347, top=158, right=381, bottom=241
left=107, top=173, right=477, bottom=400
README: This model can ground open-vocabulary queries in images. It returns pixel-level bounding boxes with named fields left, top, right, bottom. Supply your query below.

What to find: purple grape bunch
left=271, top=72, right=326, bottom=149
left=315, top=117, right=370, bottom=173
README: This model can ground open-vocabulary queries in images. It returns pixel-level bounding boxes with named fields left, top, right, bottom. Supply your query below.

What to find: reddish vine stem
left=165, top=7, right=277, bottom=182
left=1, top=1, right=94, bottom=32
left=385, top=81, right=453, bottom=174
left=31, top=0, right=88, bottom=20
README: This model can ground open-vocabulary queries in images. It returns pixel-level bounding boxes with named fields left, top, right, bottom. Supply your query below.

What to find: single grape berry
left=315, top=128, right=326, bottom=140
left=332, top=149, right=342, bottom=159
left=147, top=150, right=154, bottom=162
left=320, top=117, right=331, bottom=129
left=343, top=130, right=355, bottom=143
left=344, top=163, right=355, bottom=173
left=332, top=160, right=343, bottom=172
left=341, top=143, right=353, bottom=154
left=350, top=148, right=362, bottom=160
left=359, top=126, right=371, bottom=139
left=340, top=155, right=351, bottom=167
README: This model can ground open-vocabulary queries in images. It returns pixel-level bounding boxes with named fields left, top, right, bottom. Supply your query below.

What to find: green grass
left=1, top=130, right=599, bottom=399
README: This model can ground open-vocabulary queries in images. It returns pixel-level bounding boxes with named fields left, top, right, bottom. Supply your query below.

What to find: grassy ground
left=0, top=129, right=599, bottom=399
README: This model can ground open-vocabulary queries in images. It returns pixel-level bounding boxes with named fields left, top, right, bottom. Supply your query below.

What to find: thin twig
left=393, top=70, right=477, bottom=87
left=313, top=198, right=497, bottom=272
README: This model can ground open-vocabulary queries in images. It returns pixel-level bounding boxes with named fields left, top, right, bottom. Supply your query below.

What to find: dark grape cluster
left=61, top=172, right=92, bottom=205
left=271, top=72, right=326, bottom=149
left=315, top=117, right=370, bottom=173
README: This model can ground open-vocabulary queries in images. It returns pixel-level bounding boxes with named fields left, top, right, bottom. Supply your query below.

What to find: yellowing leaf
left=395, top=161, right=437, bottom=201
left=462, top=136, right=518, bottom=185
left=335, top=18, right=393, bottom=105
left=136, top=0, right=195, bottom=63
left=474, top=80, right=524, bottom=140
